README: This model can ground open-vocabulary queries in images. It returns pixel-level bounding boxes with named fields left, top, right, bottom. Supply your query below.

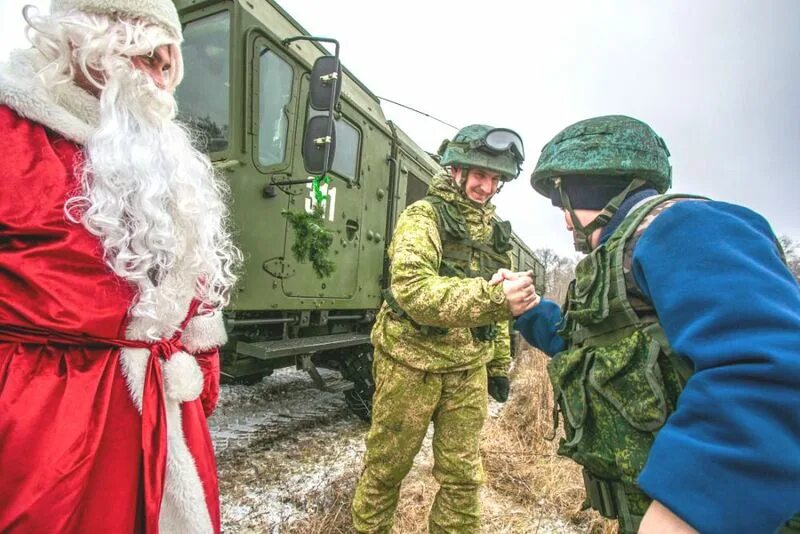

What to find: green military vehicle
left=173, top=0, right=545, bottom=419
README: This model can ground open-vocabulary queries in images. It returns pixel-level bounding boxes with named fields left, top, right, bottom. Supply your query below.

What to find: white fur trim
left=182, top=312, right=227, bottom=353
left=50, top=0, right=183, bottom=42
left=117, top=263, right=210, bottom=530
left=119, top=347, right=149, bottom=412
left=159, top=398, right=214, bottom=534
left=53, top=0, right=183, bottom=42
left=118, top=347, right=213, bottom=533
left=0, top=49, right=99, bottom=144
left=162, top=351, right=203, bottom=402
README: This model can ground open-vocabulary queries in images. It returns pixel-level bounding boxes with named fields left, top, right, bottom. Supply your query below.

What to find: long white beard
left=68, top=65, right=239, bottom=339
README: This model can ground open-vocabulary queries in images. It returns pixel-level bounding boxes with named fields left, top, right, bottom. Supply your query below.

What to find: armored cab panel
left=391, top=124, right=441, bottom=208
left=175, top=0, right=396, bottom=312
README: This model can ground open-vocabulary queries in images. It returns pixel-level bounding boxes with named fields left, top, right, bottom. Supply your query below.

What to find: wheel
left=339, top=349, right=375, bottom=422
left=344, top=388, right=372, bottom=422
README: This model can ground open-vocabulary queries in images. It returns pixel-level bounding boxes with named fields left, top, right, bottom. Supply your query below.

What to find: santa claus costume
left=0, top=1, right=237, bottom=532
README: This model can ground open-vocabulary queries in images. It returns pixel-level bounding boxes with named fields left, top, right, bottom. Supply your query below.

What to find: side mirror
left=309, top=56, right=342, bottom=111
left=303, top=115, right=337, bottom=176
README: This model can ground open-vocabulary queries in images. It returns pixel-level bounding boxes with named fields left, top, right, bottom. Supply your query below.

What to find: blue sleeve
left=512, top=299, right=566, bottom=356
left=631, top=200, right=800, bottom=533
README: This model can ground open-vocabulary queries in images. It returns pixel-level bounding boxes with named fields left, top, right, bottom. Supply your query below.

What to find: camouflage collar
left=598, top=189, right=658, bottom=245
left=427, top=171, right=496, bottom=222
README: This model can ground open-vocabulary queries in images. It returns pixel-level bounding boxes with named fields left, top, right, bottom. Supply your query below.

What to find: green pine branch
left=282, top=206, right=336, bottom=278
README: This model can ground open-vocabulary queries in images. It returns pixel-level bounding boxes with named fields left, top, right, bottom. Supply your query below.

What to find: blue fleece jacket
left=515, top=198, right=800, bottom=533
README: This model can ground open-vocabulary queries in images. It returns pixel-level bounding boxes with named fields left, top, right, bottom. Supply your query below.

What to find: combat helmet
left=530, top=115, right=672, bottom=252
left=438, top=124, right=524, bottom=182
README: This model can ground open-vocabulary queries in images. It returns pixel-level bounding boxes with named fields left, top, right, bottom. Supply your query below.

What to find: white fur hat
left=51, top=0, right=183, bottom=41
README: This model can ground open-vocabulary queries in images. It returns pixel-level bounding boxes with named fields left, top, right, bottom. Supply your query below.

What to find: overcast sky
left=2, top=0, right=798, bottom=257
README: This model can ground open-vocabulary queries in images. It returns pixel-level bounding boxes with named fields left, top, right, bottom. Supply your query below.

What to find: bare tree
left=778, top=235, right=800, bottom=282
left=534, top=248, right=576, bottom=304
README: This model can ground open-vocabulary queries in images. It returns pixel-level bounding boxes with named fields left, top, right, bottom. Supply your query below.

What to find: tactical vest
left=551, top=194, right=800, bottom=533
left=383, top=194, right=512, bottom=342
left=549, top=195, right=705, bottom=533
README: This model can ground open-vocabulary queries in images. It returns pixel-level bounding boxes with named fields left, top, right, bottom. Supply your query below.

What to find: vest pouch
left=549, top=329, right=671, bottom=483
left=492, top=220, right=513, bottom=254
left=566, top=246, right=611, bottom=327
left=548, top=347, right=591, bottom=451
left=580, top=329, right=669, bottom=482
left=437, top=201, right=469, bottom=241
left=588, top=330, right=669, bottom=433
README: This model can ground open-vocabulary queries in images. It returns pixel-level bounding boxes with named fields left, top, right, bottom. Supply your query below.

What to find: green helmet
left=530, top=115, right=672, bottom=197
left=439, top=124, right=524, bottom=181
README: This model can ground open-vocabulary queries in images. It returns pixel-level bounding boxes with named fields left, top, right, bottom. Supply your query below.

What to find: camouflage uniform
left=352, top=171, right=513, bottom=533
left=549, top=194, right=800, bottom=534
left=527, top=115, right=800, bottom=533
left=549, top=194, right=701, bottom=533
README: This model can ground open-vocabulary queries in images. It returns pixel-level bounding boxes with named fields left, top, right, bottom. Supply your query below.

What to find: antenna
left=377, top=96, right=460, bottom=131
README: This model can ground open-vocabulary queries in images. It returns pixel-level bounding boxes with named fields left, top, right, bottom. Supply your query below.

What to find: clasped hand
left=490, top=268, right=540, bottom=316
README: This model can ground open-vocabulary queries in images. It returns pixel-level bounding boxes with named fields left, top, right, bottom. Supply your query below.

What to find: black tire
left=339, top=349, right=375, bottom=422
left=344, top=388, right=372, bottom=422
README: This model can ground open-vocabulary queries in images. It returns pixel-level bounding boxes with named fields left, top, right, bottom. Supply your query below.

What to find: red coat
left=0, top=105, right=222, bottom=533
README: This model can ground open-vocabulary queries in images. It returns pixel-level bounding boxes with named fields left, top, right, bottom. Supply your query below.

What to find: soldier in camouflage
left=513, top=115, right=800, bottom=533
left=351, top=124, right=538, bottom=533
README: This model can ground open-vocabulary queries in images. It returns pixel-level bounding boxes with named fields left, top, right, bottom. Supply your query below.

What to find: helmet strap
left=455, top=166, right=470, bottom=194
left=555, top=177, right=646, bottom=253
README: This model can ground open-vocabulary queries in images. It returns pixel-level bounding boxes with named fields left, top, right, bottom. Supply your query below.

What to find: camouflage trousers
left=351, top=350, right=488, bottom=534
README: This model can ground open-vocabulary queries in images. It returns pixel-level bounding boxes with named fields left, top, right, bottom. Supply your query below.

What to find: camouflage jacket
left=371, top=171, right=513, bottom=374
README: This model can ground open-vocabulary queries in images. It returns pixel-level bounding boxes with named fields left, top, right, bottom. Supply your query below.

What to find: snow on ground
left=211, top=369, right=584, bottom=533
left=210, top=369, right=368, bottom=532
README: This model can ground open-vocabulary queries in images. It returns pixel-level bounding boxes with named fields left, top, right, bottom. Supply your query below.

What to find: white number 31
left=305, top=180, right=336, bottom=222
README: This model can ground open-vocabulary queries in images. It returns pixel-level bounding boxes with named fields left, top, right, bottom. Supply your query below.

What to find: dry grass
left=287, top=346, right=616, bottom=533
left=284, top=468, right=360, bottom=533
left=480, top=346, right=616, bottom=533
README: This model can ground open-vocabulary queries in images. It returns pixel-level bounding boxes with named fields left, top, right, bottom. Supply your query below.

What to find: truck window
left=405, top=171, right=428, bottom=205
left=257, top=49, right=294, bottom=167
left=307, top=108, right=361, bottom=181
left=176, top=11, right=230, bottom=153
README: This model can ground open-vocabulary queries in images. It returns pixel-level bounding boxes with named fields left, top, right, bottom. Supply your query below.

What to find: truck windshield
left=176, top=11, right=230, bottom=153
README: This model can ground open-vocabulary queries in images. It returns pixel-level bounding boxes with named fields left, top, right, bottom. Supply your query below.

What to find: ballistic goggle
left=469, top=128, right=525, bottom=162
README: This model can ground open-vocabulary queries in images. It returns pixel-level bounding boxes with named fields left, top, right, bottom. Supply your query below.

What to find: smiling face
left=454, top=167, right=502, bottom=204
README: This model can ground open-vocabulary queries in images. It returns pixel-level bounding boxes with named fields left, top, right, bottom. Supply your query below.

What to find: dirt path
left=209, top=360, right=606, bottom=533
left=210, top=369, right=368, bottom=532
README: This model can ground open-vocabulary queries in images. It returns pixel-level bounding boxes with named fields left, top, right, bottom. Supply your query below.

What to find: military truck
left=173, top=0, right=545, bottom=419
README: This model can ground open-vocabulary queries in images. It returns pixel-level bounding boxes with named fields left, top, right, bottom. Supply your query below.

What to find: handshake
left=490, top=268, right=541, bottom=316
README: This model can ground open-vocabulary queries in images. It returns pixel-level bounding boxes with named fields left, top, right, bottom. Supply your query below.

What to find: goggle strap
left=451, top=139, right=524, bottom=163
